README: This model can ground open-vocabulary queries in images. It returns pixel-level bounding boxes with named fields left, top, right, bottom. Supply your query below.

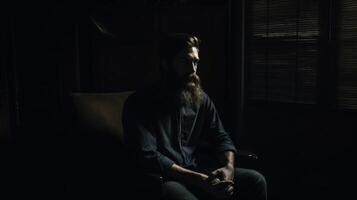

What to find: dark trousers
left=161, top=168, right=267, bottom=200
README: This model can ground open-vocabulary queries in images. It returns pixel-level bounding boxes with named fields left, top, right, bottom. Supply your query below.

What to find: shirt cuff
left=216, top=143, right=238, bottom=154
left=158, top=154, right=175, bottom=176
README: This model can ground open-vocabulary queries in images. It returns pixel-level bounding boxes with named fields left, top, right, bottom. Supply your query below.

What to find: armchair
left=68, top=91, right=258, bottom=199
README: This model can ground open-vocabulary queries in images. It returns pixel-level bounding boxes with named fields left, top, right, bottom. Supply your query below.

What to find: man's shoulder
left=201, top=91, right=209, bottom=100
left=200, top=91, right=213, bottom=105
left=198, top=91, right=219, bottom=113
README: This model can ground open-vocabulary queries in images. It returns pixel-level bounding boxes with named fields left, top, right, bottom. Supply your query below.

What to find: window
left=245, top=0, right=320, bottom=104
left=337, top=0, right=357, bottom=109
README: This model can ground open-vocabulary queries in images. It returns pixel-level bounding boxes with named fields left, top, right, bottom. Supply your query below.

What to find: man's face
left=170, top=46, right=200, bottom=87
left=166, top=46, right=204, bottom=105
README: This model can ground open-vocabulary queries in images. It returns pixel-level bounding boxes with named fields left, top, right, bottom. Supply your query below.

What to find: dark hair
left=159, top=33, right=201, bottom=67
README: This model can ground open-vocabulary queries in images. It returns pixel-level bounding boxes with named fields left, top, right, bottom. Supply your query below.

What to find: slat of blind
left=337, top=1, right=357, bottom=109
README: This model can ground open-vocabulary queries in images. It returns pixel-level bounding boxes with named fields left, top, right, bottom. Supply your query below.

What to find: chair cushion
left=71, top=91, right=134, bottom=143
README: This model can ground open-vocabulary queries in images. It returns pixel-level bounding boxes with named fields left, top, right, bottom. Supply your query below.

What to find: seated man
left=123, top=33, right=267, bottom=200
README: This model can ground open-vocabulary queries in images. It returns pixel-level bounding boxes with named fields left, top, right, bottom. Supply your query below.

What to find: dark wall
left=1, top=1, right=238, bottom=140
left=241, top=103, right=356, bottom=200
left=86, top=4, right=233, bottom=112
left=1, top=2, right=79, bottom=141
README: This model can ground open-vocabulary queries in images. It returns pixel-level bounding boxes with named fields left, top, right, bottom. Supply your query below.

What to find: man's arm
left=201, top=95, right=236, bottom=197
left=203, top=94, right=238, bottom=155
left=211, top=151, right=235, bottom=181
left=219, top=150, right=235, bottom=168
left=168, top=164, right=208, bottom=187
left=204, top=96, right=236, bottom=182
left=123, top=95, right=175, bottom=177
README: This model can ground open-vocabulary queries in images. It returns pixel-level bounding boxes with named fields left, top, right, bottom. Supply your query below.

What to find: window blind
left=337, top=1, right=357, bottom=109
left=246, top=0, right=320, bottom=104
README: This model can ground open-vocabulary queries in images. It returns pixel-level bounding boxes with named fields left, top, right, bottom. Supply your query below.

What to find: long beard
left=179, top=74, right=204, bottom=106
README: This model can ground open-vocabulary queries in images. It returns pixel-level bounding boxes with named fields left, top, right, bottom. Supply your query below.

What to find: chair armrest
left=235, top=150, right=260, bottom=169
left=236, top=150, right=259, bottom=160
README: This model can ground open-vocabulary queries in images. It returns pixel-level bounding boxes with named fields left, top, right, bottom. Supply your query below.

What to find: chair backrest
left=70, top=91, right=134, bottom=143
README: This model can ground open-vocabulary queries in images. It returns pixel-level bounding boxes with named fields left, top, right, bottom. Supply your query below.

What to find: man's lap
left=160, top=168, right=266, bottom=200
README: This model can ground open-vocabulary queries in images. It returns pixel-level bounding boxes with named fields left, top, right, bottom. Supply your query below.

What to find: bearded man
left=123, top=33, right=267, bottom=200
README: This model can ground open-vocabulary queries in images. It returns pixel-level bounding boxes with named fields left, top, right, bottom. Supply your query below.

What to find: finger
left=209, top=170, right=219, bottom=178
left=207, top=170, right=219, bottom=182
left=229, top=186, right=235, bottom=196
left=212, top=180, right=233, bottom=187
left=212, top=180, right=234, bottom=190
left=219, top=180, right=234, bottom=186
left=209, top=178, right=220, bottom=185
left=225, top=185, right=234, bottom=193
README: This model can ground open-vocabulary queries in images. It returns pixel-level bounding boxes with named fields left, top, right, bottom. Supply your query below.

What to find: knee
left=162, top=181, right=181, bottom=191
left=234, top=169, right=267, bottom=200
left=253, top=170, right=267, bottom=188
left=241, top=169, right=267, bottom=189
left=247, top=170, right=267, bottom=193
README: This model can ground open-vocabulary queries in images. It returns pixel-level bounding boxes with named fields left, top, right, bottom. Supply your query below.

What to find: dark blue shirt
left=123, top=87, right=237, bottom=177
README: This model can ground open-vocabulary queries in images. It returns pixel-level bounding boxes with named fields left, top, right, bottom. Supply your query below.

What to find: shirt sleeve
left=122, top=95, right=175, bottom=177
left=203, top=94, right=238, bottom=154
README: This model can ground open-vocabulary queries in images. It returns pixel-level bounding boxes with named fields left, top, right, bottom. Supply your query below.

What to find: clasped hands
left=202, top=165, right=235, bottom=199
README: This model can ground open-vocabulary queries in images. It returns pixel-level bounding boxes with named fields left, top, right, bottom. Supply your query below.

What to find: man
left=123, top=33, right=267, bottom=200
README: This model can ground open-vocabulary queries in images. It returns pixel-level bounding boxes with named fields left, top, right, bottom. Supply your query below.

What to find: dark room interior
left=1, top=0, right=356, bottom=199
